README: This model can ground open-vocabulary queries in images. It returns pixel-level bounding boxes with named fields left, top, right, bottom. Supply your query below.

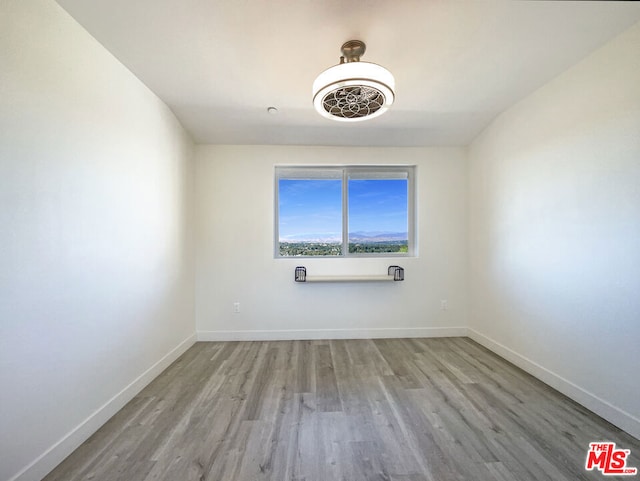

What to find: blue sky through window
left=278, top=179, right=342, bottom=242
left=348, top=179, right=408, bottom=239
left=278, top=178, right=408, bottom=242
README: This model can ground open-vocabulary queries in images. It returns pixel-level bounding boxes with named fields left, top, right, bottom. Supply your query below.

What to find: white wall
left=468, top=21, right=640, bottom=438
left=0, top=2, right=195, bottom=480
left=195, top=145, right=468, bottom=340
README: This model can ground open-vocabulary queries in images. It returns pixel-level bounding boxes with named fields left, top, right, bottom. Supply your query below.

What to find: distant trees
left=279, top=241, right=408, bottom=256
left=279, top=242, right=342, bottom=256
left=349, top=241, right=408, bottom=254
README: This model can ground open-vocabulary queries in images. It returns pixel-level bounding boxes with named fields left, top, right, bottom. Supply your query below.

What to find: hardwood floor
left=44, top=338, right=639, bottom=481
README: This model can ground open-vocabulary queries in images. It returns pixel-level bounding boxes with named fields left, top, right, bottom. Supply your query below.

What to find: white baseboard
left=197, top=326, right=468, bottom=342
left=467, top=328, right=640, bottom=440
left=11, top=333, right=197, bottom=481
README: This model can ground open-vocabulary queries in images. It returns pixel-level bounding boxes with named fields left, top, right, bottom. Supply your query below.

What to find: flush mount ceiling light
left=312, top=40, right=395, bottom=122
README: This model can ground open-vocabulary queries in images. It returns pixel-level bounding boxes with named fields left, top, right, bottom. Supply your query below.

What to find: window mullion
left=274, top=173, right=280, bottom=257
left=408, top=168, right=415, bottom=256
left=342, top=169, right=349, bottom=257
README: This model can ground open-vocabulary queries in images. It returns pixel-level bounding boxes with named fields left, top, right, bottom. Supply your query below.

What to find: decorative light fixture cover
left=313, top=40, right=395, bottom=122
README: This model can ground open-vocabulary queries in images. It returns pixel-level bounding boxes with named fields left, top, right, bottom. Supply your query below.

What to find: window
left=275, top=166, right=415, bottom=257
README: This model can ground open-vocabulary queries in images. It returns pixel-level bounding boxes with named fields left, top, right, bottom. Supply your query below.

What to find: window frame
left=274, top=165, right=416, bottom=258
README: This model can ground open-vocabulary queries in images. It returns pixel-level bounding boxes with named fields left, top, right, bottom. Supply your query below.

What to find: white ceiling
left=55, top=0, right=640, bottom=147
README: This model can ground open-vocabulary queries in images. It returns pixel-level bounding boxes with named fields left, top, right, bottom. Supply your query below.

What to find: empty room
left=2, top=1, right=640, bottom=480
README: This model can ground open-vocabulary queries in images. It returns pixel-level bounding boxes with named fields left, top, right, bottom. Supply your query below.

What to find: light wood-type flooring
left=44, top=337, right=640, bottom=481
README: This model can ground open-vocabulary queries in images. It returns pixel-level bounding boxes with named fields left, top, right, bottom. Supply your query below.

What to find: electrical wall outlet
left=440, top=300, right=448, bottom=311
left=233, top=302, right=240, bottom=313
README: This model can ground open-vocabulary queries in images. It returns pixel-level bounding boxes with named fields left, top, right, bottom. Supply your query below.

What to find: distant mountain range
left=280, top=232, right=407, bottom=243
left=349, top=231, right=408, bottom=242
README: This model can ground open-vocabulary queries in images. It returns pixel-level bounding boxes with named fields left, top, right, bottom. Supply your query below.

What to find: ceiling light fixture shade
left=313, top=40, right=395, bottom=122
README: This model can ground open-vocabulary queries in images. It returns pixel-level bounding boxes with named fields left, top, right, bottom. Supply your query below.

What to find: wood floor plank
left=374, top=339, right=422, bottom=389
left=294, top=340, right=314, bottom=394
left=43, top=338, right=640, bottom=481
left=315, top=344, right=342, bottom=413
